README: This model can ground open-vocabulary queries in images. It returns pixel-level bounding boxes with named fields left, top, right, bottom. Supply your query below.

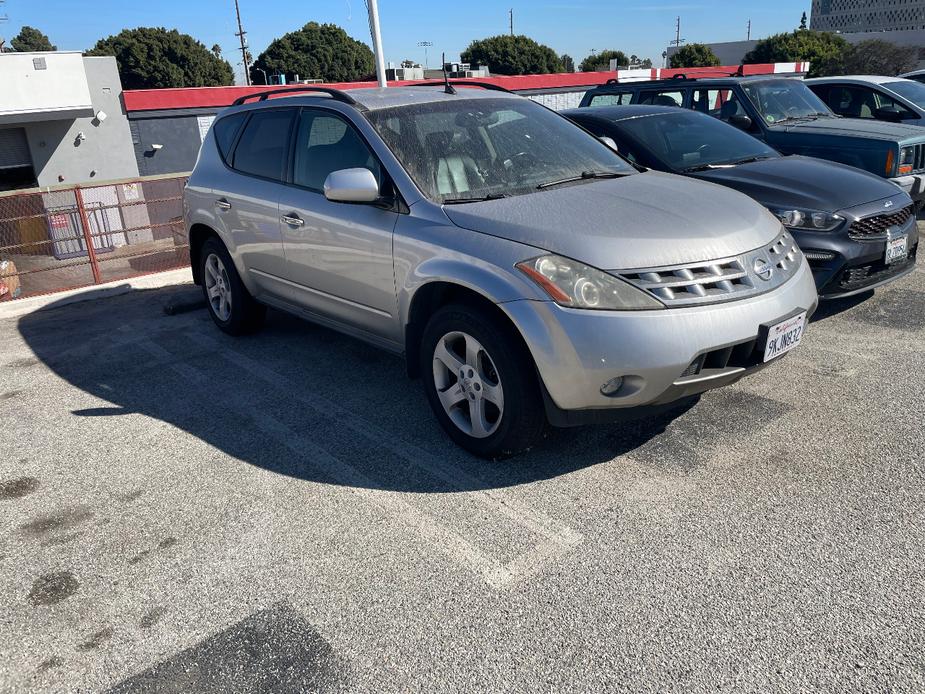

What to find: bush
left=251, top=22, right=374, bottom=84
left=460, top=35, right=563, bottom=75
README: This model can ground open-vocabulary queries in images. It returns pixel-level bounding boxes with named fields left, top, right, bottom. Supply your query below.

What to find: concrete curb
left=0, top=268, right=193, bottom=320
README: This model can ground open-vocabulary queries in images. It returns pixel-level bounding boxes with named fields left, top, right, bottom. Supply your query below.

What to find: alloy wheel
left=204, top=253, right=233, bottom=322
left=432, top=330, right=505, bottom=439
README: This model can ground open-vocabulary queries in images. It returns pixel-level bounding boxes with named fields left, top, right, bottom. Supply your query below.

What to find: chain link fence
left=0, top=175, right=189, bottom=302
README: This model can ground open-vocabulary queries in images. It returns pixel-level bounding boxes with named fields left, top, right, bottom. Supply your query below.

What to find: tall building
left=811, top=0, right=925, bottom=33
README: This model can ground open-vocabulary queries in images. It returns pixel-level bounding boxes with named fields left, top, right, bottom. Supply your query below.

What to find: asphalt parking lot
left=1, top=261, right=924, bottom=693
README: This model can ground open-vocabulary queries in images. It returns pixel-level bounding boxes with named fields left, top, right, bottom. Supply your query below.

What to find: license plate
left=763, top=312, right=807, bottom=362
left=886, top=234, right=907, bottom=264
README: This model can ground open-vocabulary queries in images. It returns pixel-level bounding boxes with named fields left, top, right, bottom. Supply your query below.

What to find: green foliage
left=836, top=39, right=918, bottom=77
left=580, top=50, right=628, bottom=72
left=460, top=35, right=563, bottom=75
left=629, top=54, right=654, bottom=69
left=88, top=27, right=233, bottom=89
left=560, top=54, right=575, bottom=73
left=251, top=22, right=374, bottom=84
left=800, top=11, right=808, bottom=30
left=669, top=43, right=721, bottom=69
left=743, top=30, right=849, bottom=77
left=11, top=26, right=56, bottom=52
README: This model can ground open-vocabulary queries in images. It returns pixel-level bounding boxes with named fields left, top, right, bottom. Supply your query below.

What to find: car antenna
left=442, top=53, right=457, bottom=94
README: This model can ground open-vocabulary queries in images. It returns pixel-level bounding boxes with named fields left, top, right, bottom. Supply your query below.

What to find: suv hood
left=691, top=155, right=902, bottom=213
left=770, top=116, right=925, bottom=142
left=442, top=171, right=782, bottom=270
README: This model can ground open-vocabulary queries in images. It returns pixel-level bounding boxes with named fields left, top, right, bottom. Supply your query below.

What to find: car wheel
left=200, top=237, right=266, bottom=335
left=420, top=304, right=546, bottom=458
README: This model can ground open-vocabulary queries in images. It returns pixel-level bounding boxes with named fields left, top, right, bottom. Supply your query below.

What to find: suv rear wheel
left=200, top=237, right=265, bottom=335
left=420, top=304, right=546, bottom=458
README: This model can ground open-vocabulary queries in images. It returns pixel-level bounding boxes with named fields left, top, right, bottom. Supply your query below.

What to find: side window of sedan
left=873, top=91, right=917, bottom=118
left=292, top=110, right=382, bottom=192
left=827, top=86, right=879, bottom=119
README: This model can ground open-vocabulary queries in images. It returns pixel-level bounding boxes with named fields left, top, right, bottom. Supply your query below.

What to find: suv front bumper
left=891, top=174, right=925, bottom=208
left=501, top=258, right=818, bottom=422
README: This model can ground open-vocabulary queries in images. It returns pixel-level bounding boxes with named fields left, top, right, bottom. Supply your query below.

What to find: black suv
left=579, top=75, right=925, bottom=208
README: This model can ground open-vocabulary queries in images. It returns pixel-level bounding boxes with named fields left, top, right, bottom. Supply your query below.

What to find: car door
left=213, top=107, right=296, bottom=295
left=275, top=107, right=399, bottom=340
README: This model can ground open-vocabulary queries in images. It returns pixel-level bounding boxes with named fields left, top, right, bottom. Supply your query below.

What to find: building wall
left=811, top=0, right=925, bottom=32
left=130, top=114, right=210, bottom=176
left=23, top=57, right=139, bottom=187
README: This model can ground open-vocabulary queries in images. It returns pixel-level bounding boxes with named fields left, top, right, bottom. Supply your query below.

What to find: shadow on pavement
left=17, top=286, right=699, bottom=494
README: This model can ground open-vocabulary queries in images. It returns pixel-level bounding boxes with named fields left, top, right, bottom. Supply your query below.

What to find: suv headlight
left=516, top=254, right=664, bottom=310
left=899, top=146, right=916, bottom=175
left=771, top=208, right=843, bottom=232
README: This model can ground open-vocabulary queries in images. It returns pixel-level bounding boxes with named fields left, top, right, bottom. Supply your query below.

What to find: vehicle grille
left=910, top=143, right=925, bottom=173
left=616, top=229, right=801, bottom=307
left=835, top=244, right=918, bottom=293
left=848, top=204, right=914, bottom=240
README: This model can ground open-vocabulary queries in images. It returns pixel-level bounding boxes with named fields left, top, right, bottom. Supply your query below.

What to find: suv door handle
left=215, top=198, right=232, bottom=210
left=281, top=214, right=304, bottom=227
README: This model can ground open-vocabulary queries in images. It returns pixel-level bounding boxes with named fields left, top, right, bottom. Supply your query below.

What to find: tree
left=460, top=35, right=562, bottom=75
left=251, top=22, right=374, bottom=84
left=11, top=26, right=56, bottom=52
left=800, top=11, right=808, bottom=30
left=743, top=30, right=848, bottom=77
left=837, top=39, right=918, bottom=76
left=560, top=54, right=575, bottom=73
left=669, top=43, right=721, bottom=69
left=211, top=43, right=222, bottom=59
left=580, top=50, right=628, bottom=72
left=400, top=59, right=419, bottom=68
left=88, top=28, right=233, bottom=89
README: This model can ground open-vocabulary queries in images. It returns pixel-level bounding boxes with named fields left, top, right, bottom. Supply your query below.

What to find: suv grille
left=910, top=143, right=925, bottom=173
left=616, top=229, right=801, bottom=307
left=848, top=205, right=914, bottom=240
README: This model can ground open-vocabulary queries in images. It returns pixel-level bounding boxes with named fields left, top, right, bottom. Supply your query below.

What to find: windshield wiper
left=536, top=170, right=625, bottom=190
left=683, top=155, right=775, bottom=173
left=442, top=192, right=509, bottom=204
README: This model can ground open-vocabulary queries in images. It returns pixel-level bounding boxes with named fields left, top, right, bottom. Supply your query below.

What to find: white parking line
left=145, top=333, right=582, bottom=589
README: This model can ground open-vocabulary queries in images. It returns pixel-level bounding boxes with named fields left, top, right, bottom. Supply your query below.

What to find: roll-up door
left=0, top=128, right=32, bottom=169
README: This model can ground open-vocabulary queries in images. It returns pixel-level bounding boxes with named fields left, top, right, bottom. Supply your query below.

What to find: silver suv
left=184, top=84, right=818, bottom=458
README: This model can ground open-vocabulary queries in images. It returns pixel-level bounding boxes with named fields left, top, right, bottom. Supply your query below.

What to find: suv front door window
left=637, top=90, right=685, bottom=107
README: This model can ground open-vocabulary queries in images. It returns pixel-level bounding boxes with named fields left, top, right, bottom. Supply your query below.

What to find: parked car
left=564, top=105, right=919, bottom=299
left=900, top=69, right=925, bottom=84
left=184, top=84, right=818, bottom=458
left=807, top=76, right=925, bottom=126
left=579, top=75, right=925, bottom=207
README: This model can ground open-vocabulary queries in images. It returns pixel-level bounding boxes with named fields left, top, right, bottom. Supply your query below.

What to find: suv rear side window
left=230, top=109, right=295, bottom=181
left=213, top=112, right=247, bottom=161
left=292, top=111, right=381, bottom=192
left=637, top=90, right=685, bottom=106
left=588, top=92, right=633, bottom=107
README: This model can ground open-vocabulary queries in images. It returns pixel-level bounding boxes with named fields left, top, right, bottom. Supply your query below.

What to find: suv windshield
left=742, top=80, right=833, bottom=124
left=612, top=110, right=778, bottom=172
left=366, top=97, right=635, bottom=202
left=884, top=79, right=925, bottom=107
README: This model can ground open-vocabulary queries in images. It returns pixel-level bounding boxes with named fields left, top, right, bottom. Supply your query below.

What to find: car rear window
left=230, top=109, right=296, bottom=181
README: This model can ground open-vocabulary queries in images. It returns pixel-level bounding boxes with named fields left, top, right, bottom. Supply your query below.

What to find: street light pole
left=255, top=67, right=268, bottom=85
left=367, top=0, right=387, bottom=88
left=417, top=41, right=433, bottom=69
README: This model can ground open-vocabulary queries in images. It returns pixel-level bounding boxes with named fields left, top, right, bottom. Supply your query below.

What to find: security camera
left=151, top=143, right=163, bottom=150
left=96, top=110, right=107, bottom=122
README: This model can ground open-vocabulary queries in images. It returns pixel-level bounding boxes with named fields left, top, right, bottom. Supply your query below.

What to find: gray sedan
left=184, top=84, right=818, bottom=457
left=807, top=75, right=925, bottom=126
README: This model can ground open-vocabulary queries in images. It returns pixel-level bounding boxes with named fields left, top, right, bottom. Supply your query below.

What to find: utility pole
left=747, top=19, right=751, bottom=40
left=509, top=8, right=514, bottom=36
left=233, top=0, right=251, bottom=86
left=367, top=0, right=387, bottom=88
left=675, top=16, right=681, bottom=47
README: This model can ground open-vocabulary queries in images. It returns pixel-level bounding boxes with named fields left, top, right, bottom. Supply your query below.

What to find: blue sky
left=4, top=0, right=811, bottom=82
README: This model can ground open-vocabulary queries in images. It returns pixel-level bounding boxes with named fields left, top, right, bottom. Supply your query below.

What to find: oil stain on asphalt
left=107, top=602, right=347, bottom=693
left=20, top=507, right=94, bottom=538
left=77, top=627, right=115, bottom=652
left=0, top=476, right=39, bottom=499
left=28, top=571, right=79, bottom=606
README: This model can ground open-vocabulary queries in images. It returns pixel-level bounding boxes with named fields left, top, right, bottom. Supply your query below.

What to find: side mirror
left=323, top=168, right=380, bottom=203
left=599, top=136, right=619, bottom=152
left=874, top=106, right=904, bottom=123
left=727, top=114, right=753, bottom=131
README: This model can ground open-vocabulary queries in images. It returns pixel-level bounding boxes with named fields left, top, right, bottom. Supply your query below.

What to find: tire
left=199, top=237, right=266, bottom=335
left=420, top=303, right=547, bottom=459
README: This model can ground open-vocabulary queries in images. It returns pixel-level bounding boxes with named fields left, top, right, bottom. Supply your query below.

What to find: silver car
left=184, top=84, right=819, bottom=458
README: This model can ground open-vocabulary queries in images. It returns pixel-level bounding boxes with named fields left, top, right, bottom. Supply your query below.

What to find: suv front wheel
left=200, top=237, right=266, bottom=335
left=420, top=304, right=546, bottom=458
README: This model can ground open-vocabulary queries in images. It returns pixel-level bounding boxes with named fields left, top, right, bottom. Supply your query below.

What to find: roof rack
left=231, top=86, right=366, bottom=110
left=601, top=65, right=746, bottom=87
left=406, top=80, right=513, bottom=94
